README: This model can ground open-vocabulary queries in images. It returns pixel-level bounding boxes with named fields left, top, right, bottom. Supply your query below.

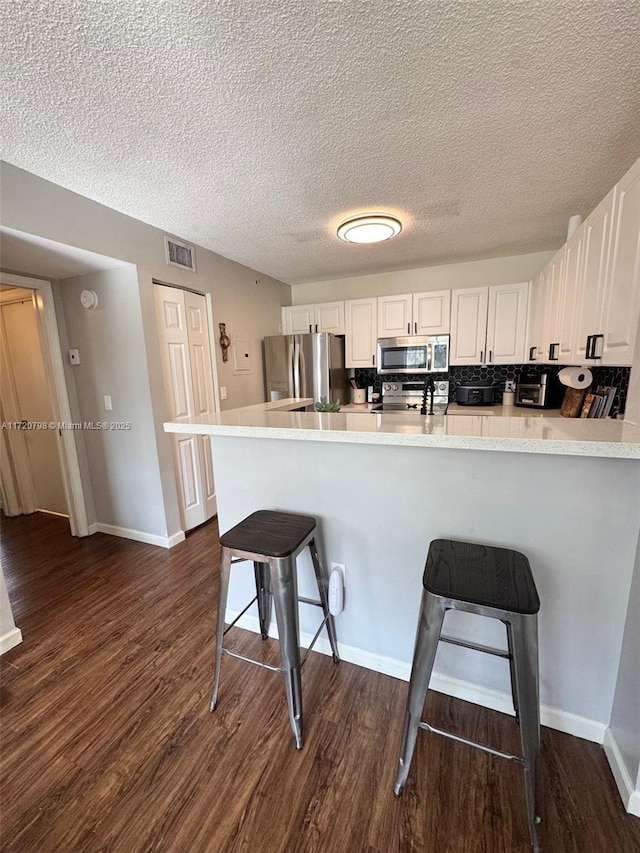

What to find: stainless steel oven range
left=379, top=380, right=450, bottom=415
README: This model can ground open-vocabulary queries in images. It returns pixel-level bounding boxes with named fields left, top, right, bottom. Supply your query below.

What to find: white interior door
left=154, top=284, right=217, bottom=531
left=184, top=290, right=217, bottom=520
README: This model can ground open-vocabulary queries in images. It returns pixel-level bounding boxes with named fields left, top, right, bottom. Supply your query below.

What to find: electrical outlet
left=220, top=386, right=227, bottom=400
left=331, top=561, right=346, bottom=583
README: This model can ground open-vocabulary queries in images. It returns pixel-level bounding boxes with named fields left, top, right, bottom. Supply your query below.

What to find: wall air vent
left=164, top=236, right=196, bottom=272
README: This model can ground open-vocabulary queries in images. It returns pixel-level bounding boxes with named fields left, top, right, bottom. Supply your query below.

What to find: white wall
left=291, top=251, right=555, bottom=304
left=0, top=564, right=22, bottom=654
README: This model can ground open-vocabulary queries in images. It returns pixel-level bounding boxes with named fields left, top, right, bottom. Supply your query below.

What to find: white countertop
left=165, top=398, right=640, bottom=459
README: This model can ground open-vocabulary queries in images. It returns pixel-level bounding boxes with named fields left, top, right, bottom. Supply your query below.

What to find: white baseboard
left=90, top=522, right=181, bottom=549
left=0, top=627, right=23, bottom=655
left=226, top=609, right=607, bottom=745
left=604, top=728, right=640, bottom=817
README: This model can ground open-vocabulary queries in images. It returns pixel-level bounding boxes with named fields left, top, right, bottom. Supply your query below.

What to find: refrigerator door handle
left=288, top=338, right=296, bottom=397
left=293, top=339, right=302, bottom=397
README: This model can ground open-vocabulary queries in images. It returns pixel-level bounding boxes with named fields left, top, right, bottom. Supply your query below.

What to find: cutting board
left=561, top=387, right=587, bottom=418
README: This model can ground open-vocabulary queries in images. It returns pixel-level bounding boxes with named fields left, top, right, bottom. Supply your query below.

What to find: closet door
left=155, top=284, right=217, bottom=530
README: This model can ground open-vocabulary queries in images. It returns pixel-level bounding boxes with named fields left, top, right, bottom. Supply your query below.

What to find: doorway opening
left=0, top=273, right=88, bottom=536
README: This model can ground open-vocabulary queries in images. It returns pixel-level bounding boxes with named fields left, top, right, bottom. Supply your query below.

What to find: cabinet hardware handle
left=414, top=322, right=417, bottom=334
left=480, top=349, right=484, bottom=363
left=529, top=346, right=536, bottom=361
left=309, top=325, right=313, bottom=334
left=315, top=324, right=318, bottom=333
left=489, top=350, right=493, bottom=363
left=549, top=342, right=559, bottom=361
left=585, top=335, right=594, bottom=359
left=372, top=355, right=375, bottom=365
left=407, top=322, right=410, bottom=334
left=592, top=333, right=603, bottom=359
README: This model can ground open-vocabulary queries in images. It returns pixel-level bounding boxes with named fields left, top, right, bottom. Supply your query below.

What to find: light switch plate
left=104, top=395, right=112, bottom=411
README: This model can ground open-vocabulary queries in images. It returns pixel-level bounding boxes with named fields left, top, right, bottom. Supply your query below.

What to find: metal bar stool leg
left=254, top=561, right=272, bottom=640
left=271, top=555, right=304, bottom=749
left=505, top=620, right=520, bottom=724
left=210, top=546, right=232, bottom=711
left=511, top=613, right=541, bottom=853
left=394, top=591, right=447, bottom=795
left=308, top=538, right=340, bottom=663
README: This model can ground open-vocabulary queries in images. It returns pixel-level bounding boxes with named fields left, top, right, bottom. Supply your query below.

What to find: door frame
left=0, top=272, right=89, bottom=536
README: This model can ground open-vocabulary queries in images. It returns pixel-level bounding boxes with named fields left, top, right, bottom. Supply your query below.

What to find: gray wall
left=61, top=266, right=169, bottom=537
left=0, top=161, right=292, bottom=539
left=609, top=539, right=640, bottom=793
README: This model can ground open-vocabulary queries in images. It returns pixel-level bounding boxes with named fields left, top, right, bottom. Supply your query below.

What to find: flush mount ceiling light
left=337, top=214, right=402, bottom=244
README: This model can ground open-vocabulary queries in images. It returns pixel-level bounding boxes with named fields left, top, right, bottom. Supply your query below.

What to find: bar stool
left=394, top=538, right=541, bottom=852
left=210, top=510, right=340, bottom=748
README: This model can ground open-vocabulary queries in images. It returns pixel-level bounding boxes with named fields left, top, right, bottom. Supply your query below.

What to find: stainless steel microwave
left=376, top=334, right=450, bottom=375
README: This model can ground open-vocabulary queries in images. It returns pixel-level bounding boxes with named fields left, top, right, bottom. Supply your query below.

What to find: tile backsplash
left=354, top=364, right=631, bottom=416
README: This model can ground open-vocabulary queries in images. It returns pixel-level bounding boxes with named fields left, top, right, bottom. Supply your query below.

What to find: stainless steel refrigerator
left=264, top=333, right=348, bottom=406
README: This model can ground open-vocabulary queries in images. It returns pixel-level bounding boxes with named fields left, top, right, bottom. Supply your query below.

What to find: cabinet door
left=450, top=287, right=488, bottom=365
left=413, top=290, right=451, bottom=335
left=345, top=298, right=377, bottom=368
left=486, top=282, right=529, bottom=364
left=600, top=157, right=640, bottom=366
left=558, top=232, right=582, bottom=363
left=572, top=188, right=615, bottom=363
left=377, top=294, right=412, bottom=337
left=315, top=301, right=345, bottom=334
left=542, top=248, right=565, bottom=363
left=286, top=304, right=315, bottom=334
left=525, top=276, right=541, bottom=362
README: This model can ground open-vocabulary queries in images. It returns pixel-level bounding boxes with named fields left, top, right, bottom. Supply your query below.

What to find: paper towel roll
left=558, top=366, right=593, bottom=390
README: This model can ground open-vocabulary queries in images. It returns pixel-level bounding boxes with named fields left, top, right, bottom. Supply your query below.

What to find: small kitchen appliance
left=376, top=334, right=449, bottom=375
left=379, top=380, right=449, bottom=414
left=454, top=381, right=496, bottom=406
left=515, top=368, right=564, bottom=409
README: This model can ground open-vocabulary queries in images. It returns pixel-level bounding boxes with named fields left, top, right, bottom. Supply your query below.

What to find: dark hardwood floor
left=1, top=512, right=639, bottom=852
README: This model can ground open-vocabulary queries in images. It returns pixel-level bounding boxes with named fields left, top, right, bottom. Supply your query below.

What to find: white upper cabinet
left=486, top=282, right=529, bottom=364
left=377, top=294, right=413, bottom=336
left=525, top=274, right=545, bottom=363
left=282, top=301, right=345, bottom=335
left=345, top=297, right=377, bottom=368
left=413, top=290, right=451, bottom=335
left=377, top=290, right=451, bottom=337
left=314, top=301, right=345, bottom=334
left=542, top=247, right=566, bottom=363
left=600, top=157, right=640, bottom=365
left=571, top=188, right=615, bottom=363
left=283, top=304, right=315, bottom=334
left=450, top=287, right=489, bottom=365
left=557, top=232, right=583, bottom=363
left=451, top=284, right=528, bottom=365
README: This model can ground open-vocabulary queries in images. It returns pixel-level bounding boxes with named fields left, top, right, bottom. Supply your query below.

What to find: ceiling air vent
left=164, top=236, right=196, bottom=272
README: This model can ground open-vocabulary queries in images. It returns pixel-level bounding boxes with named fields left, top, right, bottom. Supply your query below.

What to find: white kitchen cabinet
left=282, top=301, right=345, bottom=335
left=525, top=275, right=544, bottom=362
left=451, top=284, right=528, bottom=365
left=571, top=188, right=615, bottom=363
left=345, top=297, right=377, bottom=368
left=377, top=294, right=412, bottom=336
left=557, top=232, right=582, bottom=363
left=377, top=291, right=451, bottom=337
left=542, top=247, right=566, bottom=363
left=450, top=287, right=489, bottom=365
left=413, top=290, right=451, bottom=335
left=486, top=282, right=530, bottom=364
left=600, top=157, right=640, bottom=365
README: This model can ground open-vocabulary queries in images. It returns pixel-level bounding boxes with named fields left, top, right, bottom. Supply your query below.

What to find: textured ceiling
left=1, top=1, right=639, bottom=285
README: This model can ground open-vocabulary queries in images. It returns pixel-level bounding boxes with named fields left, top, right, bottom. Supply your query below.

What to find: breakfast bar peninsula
left=165, top=400, right=640, bottom=782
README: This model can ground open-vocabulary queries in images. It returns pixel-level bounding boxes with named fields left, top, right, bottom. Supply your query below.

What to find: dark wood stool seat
left=220, top=510, right=316, bottom=558
left=211, top=509, right=340, bottom=749
left=395, top=537, right=542, bottom=852
left=424, top=539, right=540, bottom=615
